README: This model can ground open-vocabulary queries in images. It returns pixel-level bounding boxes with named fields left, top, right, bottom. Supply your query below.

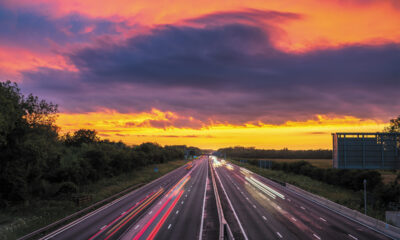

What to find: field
left=0, top=160, right=186, bottom=240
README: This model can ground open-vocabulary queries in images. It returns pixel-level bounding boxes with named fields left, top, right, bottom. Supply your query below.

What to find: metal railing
left=209, top=158, right=234, bottom=240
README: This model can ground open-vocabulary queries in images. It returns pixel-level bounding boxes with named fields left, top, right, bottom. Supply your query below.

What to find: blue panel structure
left=332, top=133, right=400, bottom=169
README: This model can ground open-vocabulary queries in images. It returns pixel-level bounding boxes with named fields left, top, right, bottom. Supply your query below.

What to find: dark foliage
left=0, top=81, right=187, bottom=205
left=217, top=146, right=332, bottom=159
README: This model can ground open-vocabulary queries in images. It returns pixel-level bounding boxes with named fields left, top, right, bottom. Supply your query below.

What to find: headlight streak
left=245, top=177, right=276, bottom=199
left=249, top=177, right=285, bottom=199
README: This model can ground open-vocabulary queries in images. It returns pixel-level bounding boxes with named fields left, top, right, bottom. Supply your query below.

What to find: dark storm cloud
left=21, top=9, right=400, bottom=124
left=0, top=5, right=127, bottom=48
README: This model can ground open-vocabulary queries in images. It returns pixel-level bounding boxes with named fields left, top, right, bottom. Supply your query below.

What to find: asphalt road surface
left=40, top=156, right=394, bottom=240
left=42, top=156, right=214, bottom=240
left=212, top=159, right=393, bottom=240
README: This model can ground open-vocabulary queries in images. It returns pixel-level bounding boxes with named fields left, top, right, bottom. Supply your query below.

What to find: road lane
left=154, top=156, right=208, bottom=240
left=119, top=156, right=210, bottom=240
left=214, top=160, right=393, bottom=240
left=43, top=163, right=189, bottom=240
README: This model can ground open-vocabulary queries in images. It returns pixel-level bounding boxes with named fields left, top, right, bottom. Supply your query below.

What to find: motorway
left=42, top=156, right=216, bottom=240
left=212, top=159, right=393, bottom=240
left=39, top=155, right=394, bottom=240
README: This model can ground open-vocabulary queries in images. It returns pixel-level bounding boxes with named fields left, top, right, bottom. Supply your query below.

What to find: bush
left=57, top=182, right=78, bottom=195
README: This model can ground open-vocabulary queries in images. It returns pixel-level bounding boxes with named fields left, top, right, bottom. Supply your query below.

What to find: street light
left=363, top=179, right=367, bottom=215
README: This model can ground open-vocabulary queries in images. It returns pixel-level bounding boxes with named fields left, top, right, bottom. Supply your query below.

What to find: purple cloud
left=18, top=9, right=400, bottom=124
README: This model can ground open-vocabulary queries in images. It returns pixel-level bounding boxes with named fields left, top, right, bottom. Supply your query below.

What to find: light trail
left=249, top=177, right=285, bottom=199
left=104, top=188, right=164, bottom=240
left=245, top=177, right=276, bottom=199
left=87, top=193, right=154, bottom=240
left=147, top=190, right=184, bottom=240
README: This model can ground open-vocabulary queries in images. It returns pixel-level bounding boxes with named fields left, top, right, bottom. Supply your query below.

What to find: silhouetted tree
left=384, top=115, right=400, bottom=133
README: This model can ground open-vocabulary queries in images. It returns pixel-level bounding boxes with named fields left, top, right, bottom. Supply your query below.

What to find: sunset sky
left=1, top=0, right=399, bottom=149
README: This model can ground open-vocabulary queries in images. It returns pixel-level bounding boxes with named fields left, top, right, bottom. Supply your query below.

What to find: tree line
left=0, top=81, right=198, bottom=207
left=217, top=146, right=332, bottom=159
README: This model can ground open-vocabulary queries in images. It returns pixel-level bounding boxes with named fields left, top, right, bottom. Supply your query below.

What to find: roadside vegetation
left=231, top=159, right=400, bottom=221
left=234, top=158, right=332, bottom=169
left=0, top=81, right=196, bottom=239
left=217, top=147, right=331, bottom=159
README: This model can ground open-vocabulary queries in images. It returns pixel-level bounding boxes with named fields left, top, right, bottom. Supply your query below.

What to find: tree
left=384, top=115, right=400, bottom=133
left=0, top=81, right=59, bottom=202
left=64, top=129, right=99, bottom=147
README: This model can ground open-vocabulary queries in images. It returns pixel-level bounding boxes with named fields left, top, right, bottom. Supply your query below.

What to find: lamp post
left=363, top=179, right=367, bottom=215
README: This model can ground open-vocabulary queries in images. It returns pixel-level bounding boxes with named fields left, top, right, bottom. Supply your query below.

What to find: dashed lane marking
left=277, top=232, right=283, bottom=238
left=313, top=233, right=321, bottom=240
left=348, top=234, right=358, bottom=240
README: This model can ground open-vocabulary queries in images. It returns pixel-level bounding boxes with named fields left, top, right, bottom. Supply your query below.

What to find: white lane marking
left=41, top=163, right=188, bottom=240
left=158, top=201, right=162, bottom=205
left=301, top=206, right=306, bottom=210
left=120, top=211, right=125, bottom=215
left=135, top=225, right=140, bottom=229
left=246, top=197, right=249, bottom=200
left=176, top=210, right=179, bottom=214
left=291, top=217, right=297, bottom=222
left=276, top=206, right=282, bottom=210
left=214, top=167, right=249, bottom=240
left=100, top=225, right=107, bottom=230
left=253, top=204, right=256, bottom=208
left=277, top=232, right=283, bottom=238
left=262, top=216, right=267, bottom=221
left=313, top=233, right=321, bottom=240
left=348, top=234, right=358, bottom=240
left=181, top=201, right=184, bottom=204
left=287, top=198, right=291, bottom=202
left=199, top=163, right=208, bottom=240
left=319, top=217, right=327, bottom=222
left=168, top=224, right=172, bottom=229
left=186, top=194, right=188, bottom=197
left=149, top=211, right=153, bottom=215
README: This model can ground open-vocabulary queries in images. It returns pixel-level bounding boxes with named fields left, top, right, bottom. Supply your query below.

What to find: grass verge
left=230, top=159, right=385, bottom=221
left=0, top=160, right=186, bottom=240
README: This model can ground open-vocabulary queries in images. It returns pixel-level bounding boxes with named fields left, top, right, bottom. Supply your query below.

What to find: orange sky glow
left=2, top=0, right=399, bottom=149
left=56, top=110, right=388, bottom=149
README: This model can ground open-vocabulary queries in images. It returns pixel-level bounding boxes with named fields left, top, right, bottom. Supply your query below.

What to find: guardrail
left=286, top=183, right=400, bottom=240
left=18, top=183, right=144, bottom=240
left=208, top=159, right=234, bottom=240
